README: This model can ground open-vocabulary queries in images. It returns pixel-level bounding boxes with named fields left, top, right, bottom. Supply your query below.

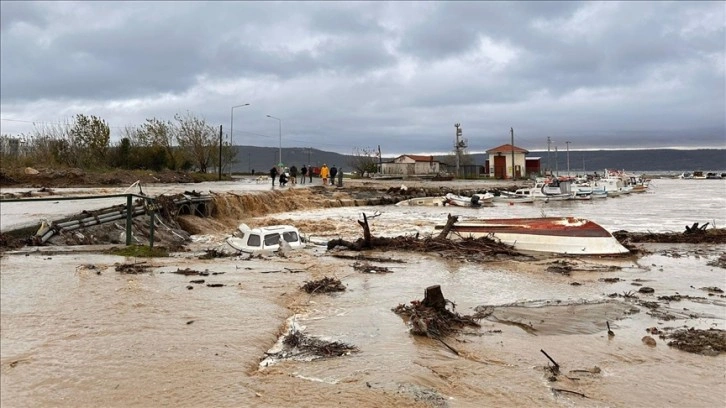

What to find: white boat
left=395, top=196, right=447, bottom=206
left=444, top=192, right=494, bottom=207
left=226, top=223, right=304, bottom=253
left=434, top=217, right=629, bottom=255
left=573, top=191, right=592, bottom=200
left=492, top=193, right=535, bottom=204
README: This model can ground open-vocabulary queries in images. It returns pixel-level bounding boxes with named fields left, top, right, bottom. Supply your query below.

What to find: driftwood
left=331, top=253, right=406, bottom=263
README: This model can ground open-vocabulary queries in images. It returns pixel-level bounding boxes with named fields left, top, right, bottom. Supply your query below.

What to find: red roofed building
left=484, top=144, right=529, bottom=179
left=380, top=154, right=442, bottom=176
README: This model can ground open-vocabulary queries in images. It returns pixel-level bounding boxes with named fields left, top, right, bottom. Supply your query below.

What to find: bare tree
left=174, top=112, right=216, bottom=173
left=348, top=147, right=380, bottom=176
left=137, top=118, right=181, bottom=169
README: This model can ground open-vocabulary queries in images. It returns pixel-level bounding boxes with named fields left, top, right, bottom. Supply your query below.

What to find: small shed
left=380, top=155, right=441, bottom=176
left=485, top=144, right=529, bottom=179
left=525, top=157, right=541, bottom=177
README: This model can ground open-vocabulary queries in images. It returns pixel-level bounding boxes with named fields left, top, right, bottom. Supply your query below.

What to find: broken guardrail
left=0, top=193, right=211, bottom=247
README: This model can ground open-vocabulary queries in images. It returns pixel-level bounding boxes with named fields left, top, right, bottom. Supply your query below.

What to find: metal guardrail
left=1, top=193, right=211, bottom=247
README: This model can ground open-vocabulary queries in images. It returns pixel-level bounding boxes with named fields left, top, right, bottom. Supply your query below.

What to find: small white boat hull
left=395, top=196, right=447, bottom=206
left=445, top=193, right=494, bottom=207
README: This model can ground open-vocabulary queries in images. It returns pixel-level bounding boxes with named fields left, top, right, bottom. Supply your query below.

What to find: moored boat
left=434, top=217, right=629, bottom=255
left=395, top=196, right=447, bottom=206
left=444, top=192, right=494, bottom=207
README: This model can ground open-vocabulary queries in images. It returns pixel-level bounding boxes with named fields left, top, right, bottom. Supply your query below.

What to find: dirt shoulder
left=0, top=167, right=210, bottom=188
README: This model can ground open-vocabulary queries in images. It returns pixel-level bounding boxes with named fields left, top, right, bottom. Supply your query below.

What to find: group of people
left=268, top=163, right=340, bottom=187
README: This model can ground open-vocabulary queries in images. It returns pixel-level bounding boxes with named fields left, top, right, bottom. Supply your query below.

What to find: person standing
left=320, top=164, right=330, bottom=186
left=269, top=166, right=278, bottom=187
left=290, top=165, right=298, bottom=185
left=330, top=165, right=338, bottom=187
left=308, top=164, right=313, bottom=183
left=300, top=165, right=308, bottom=184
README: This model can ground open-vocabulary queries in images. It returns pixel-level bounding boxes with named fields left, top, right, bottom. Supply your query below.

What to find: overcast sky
left=1, top=1, right=724, bottom=155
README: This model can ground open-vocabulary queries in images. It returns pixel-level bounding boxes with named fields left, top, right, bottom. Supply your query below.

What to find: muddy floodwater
left=1, top=178, right=725, bottom=407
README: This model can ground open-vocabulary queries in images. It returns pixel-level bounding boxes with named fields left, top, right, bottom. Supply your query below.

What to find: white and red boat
left=434, top=217, right=629, bottom=255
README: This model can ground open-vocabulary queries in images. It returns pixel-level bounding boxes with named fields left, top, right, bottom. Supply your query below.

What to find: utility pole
left=218, top=125, right=223, bottom=181
left=307, top=147, right=311, bottom=164
left=565, top=141, right=571, bottom=177
left=454, top=123, right=464, bottom=178
left=547, top=137, right=551, bottom=176
left=510, top=127, right=516, bottom=180
left=377, top=145, right=382, bottom=173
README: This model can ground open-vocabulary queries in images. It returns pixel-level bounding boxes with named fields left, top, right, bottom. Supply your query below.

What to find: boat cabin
left=227, top=224, right=303, bottom=253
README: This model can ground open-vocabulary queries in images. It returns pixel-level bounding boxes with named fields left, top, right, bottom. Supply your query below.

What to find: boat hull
left=395, top=196, right=447, bottom=206
left=435, top=217, right=629, bottom=255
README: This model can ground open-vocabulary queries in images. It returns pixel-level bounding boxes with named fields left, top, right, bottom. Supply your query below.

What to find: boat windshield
left=247, top=234, right=261, bottom=247
left=282, top=231, right=299, bottom=243
left=264, top=233, right=281, bottom=246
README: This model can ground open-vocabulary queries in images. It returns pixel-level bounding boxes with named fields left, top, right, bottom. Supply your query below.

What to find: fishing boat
left=434, top=217, right=629, bottom=255
left=395, top=196, right=447, bottom=206
left=444, top=192, right=495, bottom=207
left=227, top=224, right=304, bottom=253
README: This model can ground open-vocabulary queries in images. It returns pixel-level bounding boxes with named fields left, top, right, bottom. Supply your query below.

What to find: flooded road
left=1, top=178, right=725, bottom=407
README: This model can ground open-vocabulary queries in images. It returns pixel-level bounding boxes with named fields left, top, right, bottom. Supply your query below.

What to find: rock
left=638, top=286, right=655, bottom=294
left=24, top=167, right=40, bottom=175
left=642, top=336, right=657, bottom=347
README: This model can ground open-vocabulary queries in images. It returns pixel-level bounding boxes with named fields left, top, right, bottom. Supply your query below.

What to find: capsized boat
left=227, top=223, right=304, bottom=253
left=434, top=217, right=629, bottom=255
left=395, top=196, right=447, bottom=206
left=444, top=192, right=494, bottom=207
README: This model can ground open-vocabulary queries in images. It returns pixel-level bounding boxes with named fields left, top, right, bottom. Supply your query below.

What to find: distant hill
left=232, top=146, right=725, bottom=174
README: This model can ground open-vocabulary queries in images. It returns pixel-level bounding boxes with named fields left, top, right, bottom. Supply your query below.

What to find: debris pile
left=327, top=213, right=522, bottom=261
left=281, top=330, right=357, bottom=358
left=115, top=262, right=151, bottom=274
left=301, top=277, right=346, bottom=294
left=352, top=261, right=393, bottom=274
left=663, top=328, right=726, bottom=356
left=613, top=226, right=726, bottom=244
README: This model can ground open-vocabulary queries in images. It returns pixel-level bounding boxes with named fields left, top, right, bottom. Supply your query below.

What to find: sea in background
left=1, top=178, right=725, bottom=407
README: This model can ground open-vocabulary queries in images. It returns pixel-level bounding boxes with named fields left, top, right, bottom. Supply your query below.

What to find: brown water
left=2, top=179, right=726, bottom=407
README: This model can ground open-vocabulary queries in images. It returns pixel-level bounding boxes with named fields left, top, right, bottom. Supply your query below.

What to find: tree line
left=0, top=112, right=234, bottom=173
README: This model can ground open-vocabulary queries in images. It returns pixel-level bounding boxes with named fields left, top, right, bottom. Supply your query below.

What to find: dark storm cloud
left=0, top=1, right=723, bottom=153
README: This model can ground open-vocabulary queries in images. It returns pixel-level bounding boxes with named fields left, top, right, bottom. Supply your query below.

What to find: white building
left=380, top=155, right=442, bottom=176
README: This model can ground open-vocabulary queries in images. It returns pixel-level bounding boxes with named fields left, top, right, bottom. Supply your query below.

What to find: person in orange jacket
left=320, top=164, right=330, bottom=186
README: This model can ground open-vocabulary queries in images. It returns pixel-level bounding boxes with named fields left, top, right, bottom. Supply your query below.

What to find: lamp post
left=565, top=141, right=571, bottom=177
left=266, top=114, right=282, bottom=166
left=230, top=103, right=250, bottom=176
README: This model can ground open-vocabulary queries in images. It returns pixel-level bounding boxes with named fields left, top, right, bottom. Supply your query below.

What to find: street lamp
left=230, top=103, right=250, bottom=176
left=266, top=114, right=282, bottom=166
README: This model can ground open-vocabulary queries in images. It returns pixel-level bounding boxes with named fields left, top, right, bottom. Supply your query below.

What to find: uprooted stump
left=301, top=277, right=346, bottom=294
left=393, top=285, right=481, bottom=338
